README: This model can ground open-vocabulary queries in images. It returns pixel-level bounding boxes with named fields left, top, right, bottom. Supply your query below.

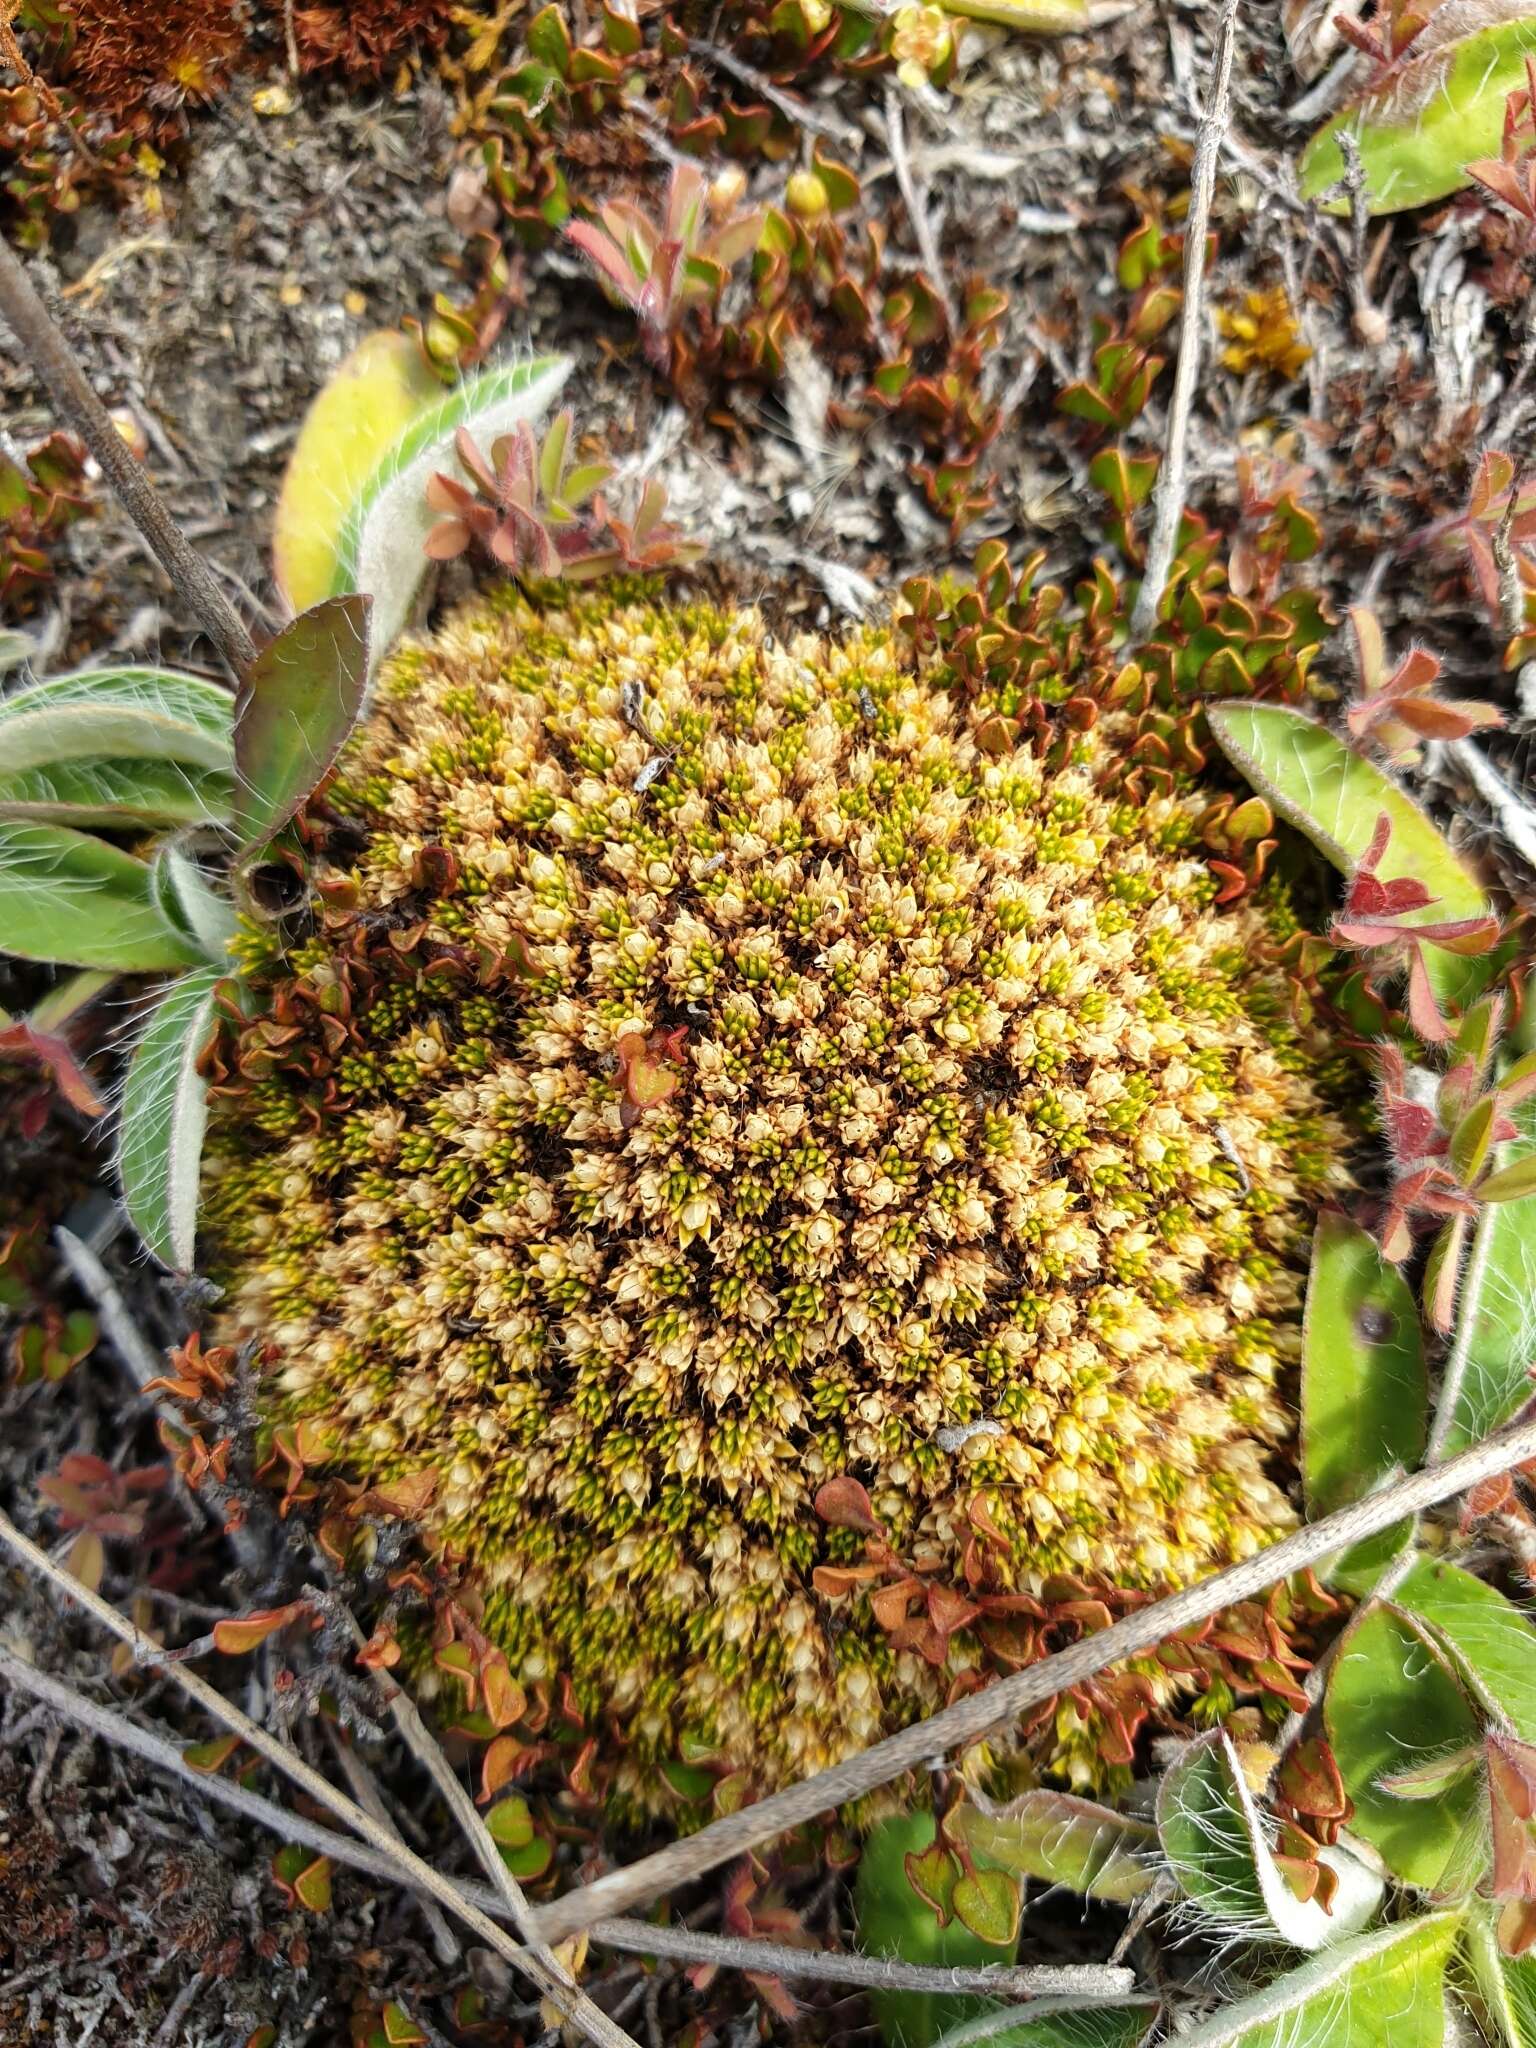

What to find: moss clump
left=206, top=584, right=1347, bottom=1802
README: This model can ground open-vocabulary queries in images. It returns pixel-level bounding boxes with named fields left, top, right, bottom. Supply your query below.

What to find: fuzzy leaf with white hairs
left=1431, top=1093, right=1536, bottom=1459
left=327, top=355, right=572, bottom=680
left=1162, top=1915, right=1459, bottom=2048
left=952, top=1793, right=1155, bottom=1905
left=1157, top=1731, right=1383, bottom=1950
left=0, top=666, right=234, bottom=773
left=931, top=2001, right=1157, bottom=2048
left=1465, top=1907, right=1536, bottom=2047
left=0, top=821, right=205, bottom=971
left=150, top=842, right=238, bottom=965
left=116, top=966, right=224, bottom=1271
left=0, top=756, right=232, bottom=830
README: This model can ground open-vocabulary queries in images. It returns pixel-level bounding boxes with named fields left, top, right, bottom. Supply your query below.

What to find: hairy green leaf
left=1206, top=704, right=1488, bottom=926
left=231, top=595, right=371, bottom=857
left=1431, top=1095, right=1536, bottom=1458
left=0, top=821, right=204, bottom=970
left=1208, top=701, right=1493, bottom=1008
left=1325, top=1603, right=1483, bottom=1890
left=1156, top=1730, right=1382, bottom=1949
left=116, top=966, right=223, bottom=1270
left=151, top=843, right=238, bottom=964
left=1160, top=1915, right=1459, bottom=2048
left=0, top=756, right=233, bottom=829
left=328, top=354, right=571, bottom=678
left=952, top=1792, right=1155, bottom=1905
left=0, top=665, right=234, bottom=773
left=931, top=2002, right=1156, bottom=2048
left=1465, top=1907, right=1536, bottom=2046
left=1300, top=15, right=1536, bottom=216
left=1394, top=1555, right=1536, bottom=1739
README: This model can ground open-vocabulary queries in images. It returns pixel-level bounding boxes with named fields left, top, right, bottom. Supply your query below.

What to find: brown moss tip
left=205, top=583, right=1349, bottom=1803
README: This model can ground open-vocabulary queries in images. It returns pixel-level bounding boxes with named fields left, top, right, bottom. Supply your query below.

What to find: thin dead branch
left=0, top=1513, right=639, bottom=2048
left=0, top=1643, right=1137, bottom=2004
left=0, top=236, right=258, bottom=682
left=883, top=88, right=959, bottom=335
left=1130, top=0, right=1238, bottom=638
left=532, top=1407, right=1536, bottom=1942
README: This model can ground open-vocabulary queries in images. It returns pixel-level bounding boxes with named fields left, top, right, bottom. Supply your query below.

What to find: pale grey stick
left=0, top=1644, right=1135, bottom=2003
left=1129, top=0, right=1239, bottom=638
left=533, top=1409, right=1536, bottom=1942
left=0, top=234, right=258, bottom=681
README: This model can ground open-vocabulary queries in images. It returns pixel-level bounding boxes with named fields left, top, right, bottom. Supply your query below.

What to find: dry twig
left=0, top=1512, right=639, bottom=2048
left=0, top=1644, right=1136, bottom=2004
left=1130, top=0, right=1238, bottom=638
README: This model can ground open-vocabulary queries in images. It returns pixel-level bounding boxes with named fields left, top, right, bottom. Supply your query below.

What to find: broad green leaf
left=1206, top=703, right=1491, bottom=1004
left=273, top=329, right=443, bottom=612
left=1431, top=1095, right=1536, bottom=1458
left=1325, top=1603, right=1483, bottom=1890
left=1303, top=1211, right=1427, bottom=1516
left=856, top=1814, right=1015, bottom=2048
left=0, top=756, right=233, bottom=828
left=0, top=666, right=234, bottom=773
left=952, top=1792, right=1155, bottom=1905
left=1300, top=16, right=1536, bottom=216
left=1156, top=1731, right=1382, bottom=1949
left=231, top=595, right=371, bottom=857
left=1161, top=1915, right=1458, bottom=2048
left=1393, top=1556, right=1536, bottom=1739
left=1206, top=703, right=1488, bottom=919
left=932, top=2003, right=1156, bottom=2048
left=329, top=354, right=571, bottom=678
left=1465, top=1906, right=1536, bottom=2046
left=116, top=965, right=223, bottom=1270
left=0, top=821, right=204, bottom=970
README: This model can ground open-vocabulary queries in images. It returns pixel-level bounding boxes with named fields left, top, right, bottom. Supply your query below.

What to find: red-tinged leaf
left=814, top=1475, right=881, bottom=1534
left=479, top=1733, right=539, bottom=1802
left=271, top=1844, right=333, bottom=1912
left=1491, top=1742, right=1536, bottom=1899
left=484, top=1795, right=535, bottom=1849
left=746, top=1971, right=800, bottom=2024
left=214, top=1600, right=310, bottom=1656
left=1407, top=947, right=1453, bottom=1045
left=480, top=1657, right=527, bottom=1732
left=903, top=1840, right=959, bottom=1924
left=1502, top=1896, right=1536, bottom=1956
left=1423, top=1213, right=1468, bottom=1335
left=183, top=1734, right=243, bottom=1773
left=231, top=596, right=371, bottom=859
left=1277, top=1735, right=1350, bottom=1822
left=951, top=1867, right=1021, bottom=1948
left=353, top=1469, right=436, bottom=1520
left=380, top=2003, right=427, bottom=2047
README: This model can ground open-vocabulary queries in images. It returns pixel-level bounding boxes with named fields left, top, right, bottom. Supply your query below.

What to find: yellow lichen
left=206, top=585, right=1347, bottom=1801
left=1218, top=286, right=1312, bottom=383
